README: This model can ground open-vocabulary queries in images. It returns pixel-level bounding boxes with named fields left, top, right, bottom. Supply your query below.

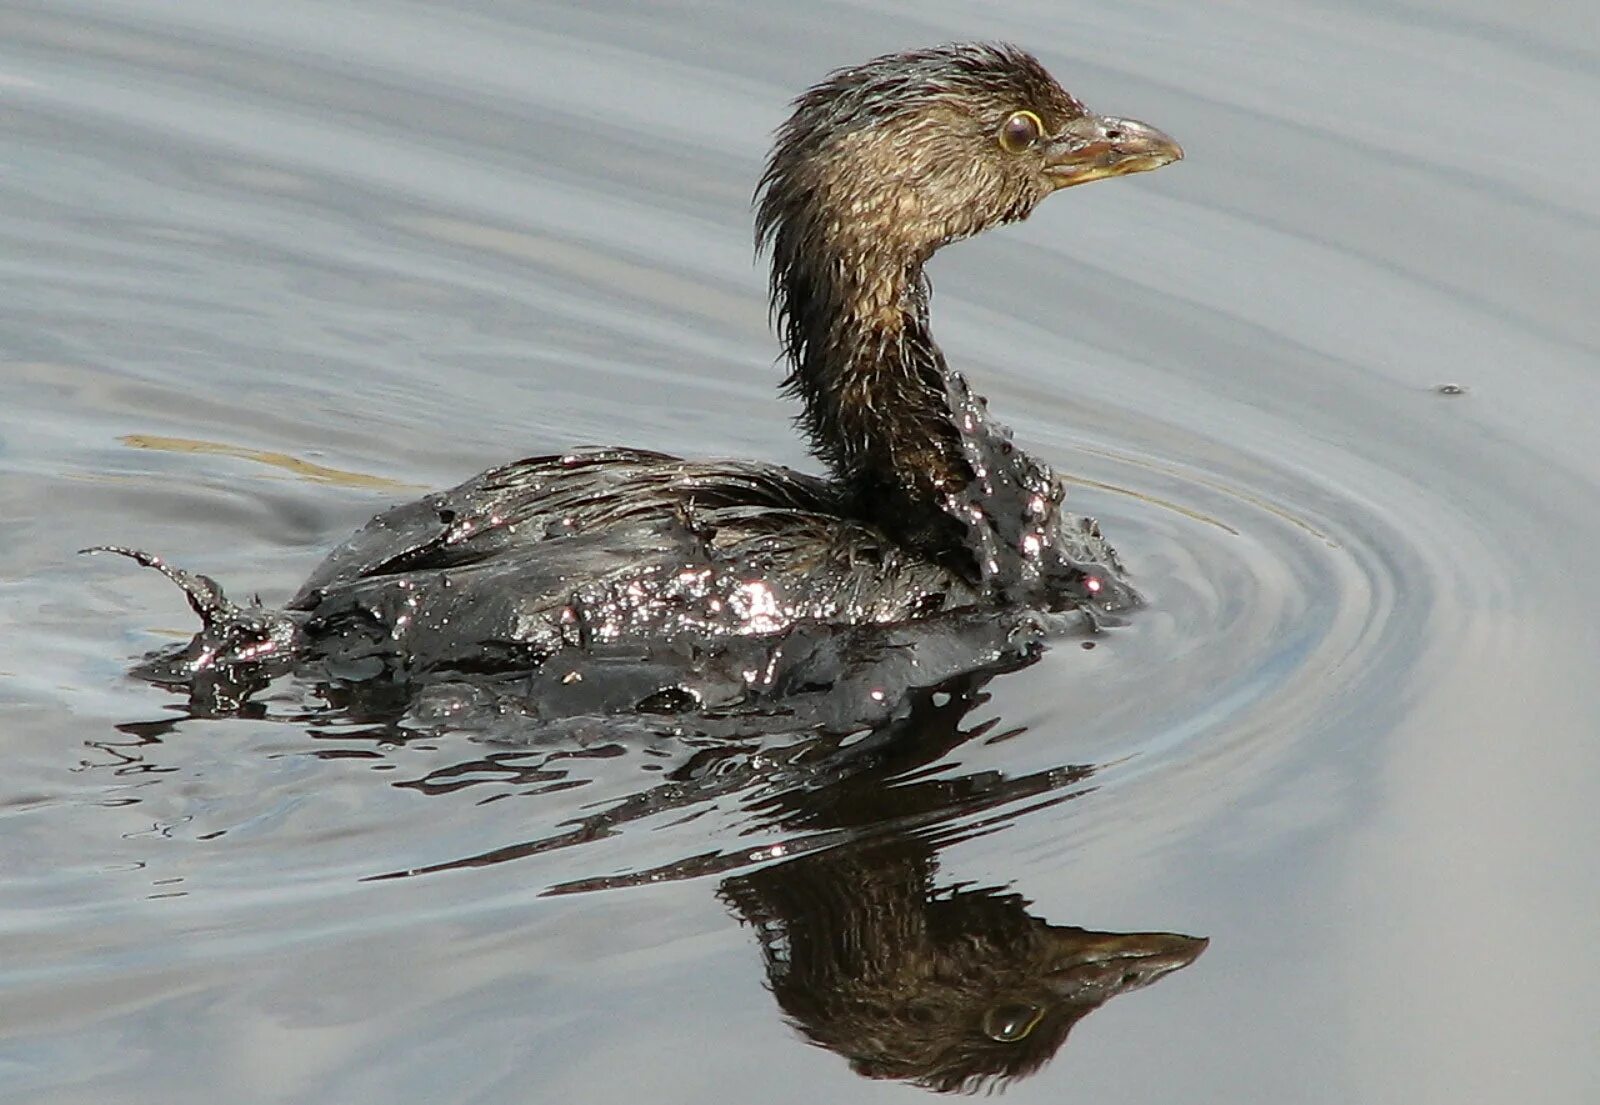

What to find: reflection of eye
left=982, top=1002, right=1044, bottom=1042
left=998, top=110, right=1044, bottom=154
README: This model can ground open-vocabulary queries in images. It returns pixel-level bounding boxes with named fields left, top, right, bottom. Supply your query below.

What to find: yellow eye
left=998, top=110, right=1044, bottom=154
left=981, top=1002, right=1044, bottom=1042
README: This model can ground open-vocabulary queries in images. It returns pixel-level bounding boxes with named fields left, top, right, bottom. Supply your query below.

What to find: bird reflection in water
left=94, top=630, right=1203, bottom=1094
left=714, top=677, right=1206, bottom=1093
left=414, top=666, right=1207, bottom=1092
left=724, top=838, right=1204, bottom=1092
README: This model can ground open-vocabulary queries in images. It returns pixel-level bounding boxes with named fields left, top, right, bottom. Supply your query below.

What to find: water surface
left=3, top=2, right=1599, bottom=1102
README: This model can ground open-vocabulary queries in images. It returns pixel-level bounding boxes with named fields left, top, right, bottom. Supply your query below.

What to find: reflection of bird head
left=828, top=901, right=1205, bottom=1092
left=724, top=846, right=1205, bottom=1093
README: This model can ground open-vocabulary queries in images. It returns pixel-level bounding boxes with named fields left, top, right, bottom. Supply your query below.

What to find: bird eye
left=998, top=110, right=1044, bottom=154
left=981, top=1001, right=1044, bottom=1042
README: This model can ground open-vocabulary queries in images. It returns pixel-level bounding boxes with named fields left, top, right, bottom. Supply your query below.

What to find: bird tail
left=82, top=545, right=302, bottom=711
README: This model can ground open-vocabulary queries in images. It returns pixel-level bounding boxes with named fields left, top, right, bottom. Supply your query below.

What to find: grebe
left=93, top=43, right=1181, bottom=705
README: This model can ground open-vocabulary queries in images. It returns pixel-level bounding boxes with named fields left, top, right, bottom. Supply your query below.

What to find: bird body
left=287, top=448, right=981, bottom=678
left=94, top=43, right=1181, bottom=710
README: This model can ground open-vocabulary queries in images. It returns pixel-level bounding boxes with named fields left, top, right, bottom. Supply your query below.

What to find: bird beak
left=1042, top=930, right=1208, bottom=998
left=1041, top=114, right=1183, bottom=189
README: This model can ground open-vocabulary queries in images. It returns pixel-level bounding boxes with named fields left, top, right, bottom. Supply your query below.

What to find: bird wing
left=288, top=447, right=843, bottom=608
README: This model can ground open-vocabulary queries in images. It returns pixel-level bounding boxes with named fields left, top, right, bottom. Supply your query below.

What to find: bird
left=91, top=43, right=1182, bottom=708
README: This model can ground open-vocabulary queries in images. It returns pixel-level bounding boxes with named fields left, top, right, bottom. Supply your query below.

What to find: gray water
left=4, top=1, right=1599, bottom=1102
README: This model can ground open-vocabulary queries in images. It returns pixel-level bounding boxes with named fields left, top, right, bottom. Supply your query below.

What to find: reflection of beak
left=1042, top=114, right=1183, bottom=189
left=1044, top=930, right=1209, bottom=999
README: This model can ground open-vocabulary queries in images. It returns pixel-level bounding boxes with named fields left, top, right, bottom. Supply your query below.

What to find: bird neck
left=776, top=241, right=1069, bottom=593
left=778, top=246, right=969, bottom=561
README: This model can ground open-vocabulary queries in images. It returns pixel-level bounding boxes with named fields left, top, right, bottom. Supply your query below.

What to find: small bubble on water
left=1433, top=383, right=1469, bottom=396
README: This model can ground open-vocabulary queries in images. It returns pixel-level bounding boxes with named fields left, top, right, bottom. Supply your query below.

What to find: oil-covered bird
left=91, top=43, right=1182, bottom=710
